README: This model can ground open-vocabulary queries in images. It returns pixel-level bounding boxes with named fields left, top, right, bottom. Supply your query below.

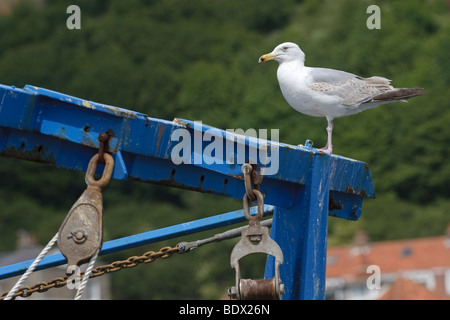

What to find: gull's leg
left=317, top=119, right=333, bottom=154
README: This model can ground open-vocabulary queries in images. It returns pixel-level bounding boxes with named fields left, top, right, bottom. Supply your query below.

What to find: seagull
left=259, top=42, right=425, bottom=154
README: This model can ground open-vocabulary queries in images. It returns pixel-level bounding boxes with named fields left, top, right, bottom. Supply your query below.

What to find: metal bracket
left=229, top=226, right=284, bottom=299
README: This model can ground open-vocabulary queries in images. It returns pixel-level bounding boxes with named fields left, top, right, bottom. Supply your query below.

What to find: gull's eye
left=282, top=46, right=289, bottom=51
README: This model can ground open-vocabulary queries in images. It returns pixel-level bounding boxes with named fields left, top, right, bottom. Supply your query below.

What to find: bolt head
left=228, top=286, right=237, bottom=299
left=71, top=229, right=87, bottom=243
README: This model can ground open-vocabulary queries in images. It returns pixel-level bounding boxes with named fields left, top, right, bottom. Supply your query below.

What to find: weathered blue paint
left=0, top=84, right=375, bottom=299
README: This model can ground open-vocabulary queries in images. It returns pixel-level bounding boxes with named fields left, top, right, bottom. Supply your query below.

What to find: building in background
left=326, top=226, right=450, bottom=300
left=0, top=229, right=110, bottom=300
left=0, top=0, right=46, bottom=16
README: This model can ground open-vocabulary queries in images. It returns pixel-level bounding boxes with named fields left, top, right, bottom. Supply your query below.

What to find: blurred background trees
left=0, top=0, right=448, bottom=299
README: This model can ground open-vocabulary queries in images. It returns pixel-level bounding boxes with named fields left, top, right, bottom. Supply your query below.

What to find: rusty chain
left=0, top=245, right=180, bottom=300
left=241, top=163, right=263, bottom=201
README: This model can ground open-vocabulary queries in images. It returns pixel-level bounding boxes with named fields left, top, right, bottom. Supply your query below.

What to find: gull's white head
left=258, top=42, right=305, bottom=64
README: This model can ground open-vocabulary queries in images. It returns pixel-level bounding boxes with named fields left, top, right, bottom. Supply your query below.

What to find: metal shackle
left=85, top=153, right=114, bottom=189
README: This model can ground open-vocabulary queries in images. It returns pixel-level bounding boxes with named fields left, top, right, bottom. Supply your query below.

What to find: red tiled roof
left=379, top=277, right=449, bottom=300
left=326, top=235, right=450, bottom=279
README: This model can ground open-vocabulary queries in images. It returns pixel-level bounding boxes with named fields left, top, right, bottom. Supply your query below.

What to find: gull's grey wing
left=308, top=67, right=360, bottom=84
left=308, top=67, right=393, bottom=107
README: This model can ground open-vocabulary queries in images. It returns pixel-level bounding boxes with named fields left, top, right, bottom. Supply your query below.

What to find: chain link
left=0, top=245, right=180, bottom=300
left=241, top=163, right=262, bottom=201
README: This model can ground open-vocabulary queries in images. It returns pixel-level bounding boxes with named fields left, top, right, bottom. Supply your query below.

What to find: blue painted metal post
left=265, top=154, right=330, bottom=299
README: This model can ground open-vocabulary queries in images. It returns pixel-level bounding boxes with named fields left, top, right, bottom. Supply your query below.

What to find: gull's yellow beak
left=258, top=53, right=277, bottom=63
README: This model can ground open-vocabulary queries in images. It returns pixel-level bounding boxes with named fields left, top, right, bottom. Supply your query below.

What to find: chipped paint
left=82, top=100, right=95, bottom=109
left=173, top=118, right=189, bottom=128
left=101, top=104, right=137, bottom=119
left=154, top=125, right=165, bottom=156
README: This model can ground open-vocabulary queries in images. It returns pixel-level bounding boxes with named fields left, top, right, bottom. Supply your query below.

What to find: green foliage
left=0, top=0, right=449, bottom=299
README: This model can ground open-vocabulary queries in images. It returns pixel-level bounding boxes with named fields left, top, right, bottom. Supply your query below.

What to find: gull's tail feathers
left=369, top=88, right=426, bottom=103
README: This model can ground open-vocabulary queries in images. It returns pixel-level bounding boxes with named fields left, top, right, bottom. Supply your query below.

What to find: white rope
left=4, top=232, right=59, bottom=300
left=74, top=247, right=100, bottom=300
